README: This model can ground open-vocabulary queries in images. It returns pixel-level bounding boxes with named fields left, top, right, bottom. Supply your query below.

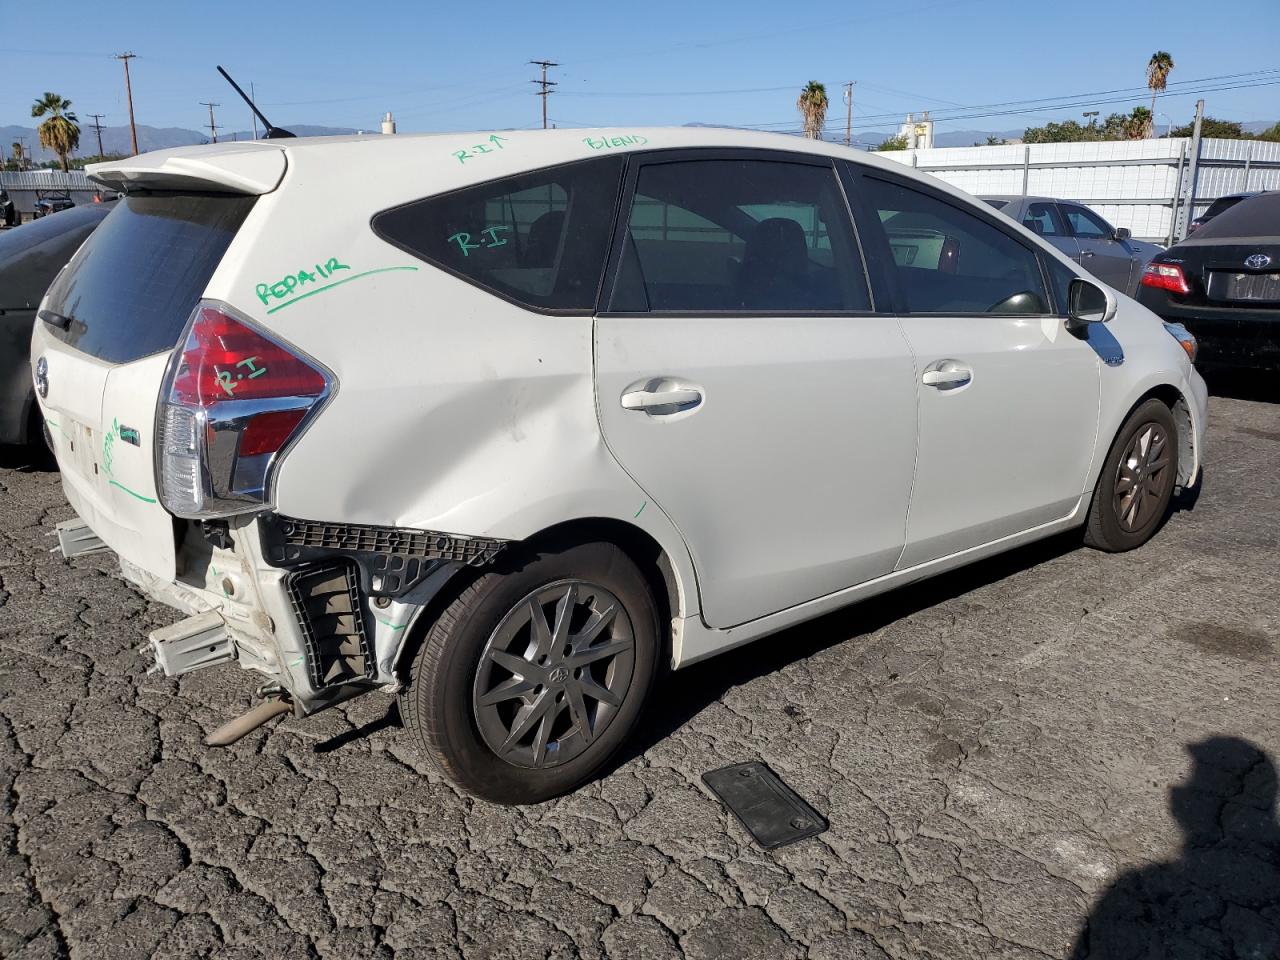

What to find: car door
left=1058, top=202, right=1136, bottom=293
left=850, top=172, right=1100, bottom=568
left=594, top=151, right=918, bottom=629
left=1019, top=200, right=1082, bottom=265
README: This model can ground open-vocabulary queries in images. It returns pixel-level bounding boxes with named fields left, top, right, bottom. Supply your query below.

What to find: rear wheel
left=1084, top=398, right=1178, bottom=551
left=400, top=541, right=660, bottom=804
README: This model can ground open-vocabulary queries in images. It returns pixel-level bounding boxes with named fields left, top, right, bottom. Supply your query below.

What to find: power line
left=87, top=113, right=105, bottom=157
left=115, top=52, right=139, bottom=156
left=728, top=72, right=1280, bottom=132
left=199, top=101, right=220, bottom=143
left=530, top=60, right=558, bottom=130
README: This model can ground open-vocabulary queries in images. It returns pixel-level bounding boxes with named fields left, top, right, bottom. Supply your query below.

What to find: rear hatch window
left=42, top=192, right=255, bottom=364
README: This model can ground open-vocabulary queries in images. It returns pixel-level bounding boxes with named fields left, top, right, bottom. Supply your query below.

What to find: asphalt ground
left=2, top=385, right=1278, bottom=959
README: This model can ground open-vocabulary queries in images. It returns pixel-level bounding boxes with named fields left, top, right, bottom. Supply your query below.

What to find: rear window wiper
left=39, top=309, right=74, bottom=330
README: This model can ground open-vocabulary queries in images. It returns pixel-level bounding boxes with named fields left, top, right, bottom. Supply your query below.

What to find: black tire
left=399, top=540, right=660, bottom=804
left=1084, top=398, right=1178, bottom=552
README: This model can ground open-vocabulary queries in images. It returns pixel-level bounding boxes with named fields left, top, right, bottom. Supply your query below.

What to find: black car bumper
left=1135, top=291, right=1280, bottom=370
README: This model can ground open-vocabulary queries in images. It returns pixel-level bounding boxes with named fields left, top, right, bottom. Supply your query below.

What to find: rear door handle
left=921, top=360, right=972, bottom=390
left=620, top=378, right=704, bottom=414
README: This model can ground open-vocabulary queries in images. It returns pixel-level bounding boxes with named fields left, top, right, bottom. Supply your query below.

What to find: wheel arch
left=1120, top=382, right=1197, bottom=489
left=392, top=516, right=692, bottom=682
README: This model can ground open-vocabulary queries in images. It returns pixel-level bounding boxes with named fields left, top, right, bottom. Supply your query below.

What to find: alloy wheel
left=472, top=580, right=636, bottom=769
left=1113, top=422, right=1172, bottom=532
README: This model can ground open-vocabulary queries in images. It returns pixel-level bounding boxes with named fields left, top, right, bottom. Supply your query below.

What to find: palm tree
left=1125, top=107, right=1154, bottom=141
left=1146, top=52, right=1174, bottom=137
left=797, top=82, right=828, bottom=140
left=31, top=92, right=80, bottom=172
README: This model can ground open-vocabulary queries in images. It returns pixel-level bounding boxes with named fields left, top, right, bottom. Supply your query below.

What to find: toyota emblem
left=34, top=356, right=48, bottom=399
left=1244, top=253, right=1273, bottom=270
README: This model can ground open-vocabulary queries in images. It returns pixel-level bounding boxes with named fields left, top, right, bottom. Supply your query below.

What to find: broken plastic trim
left=259, top=514, right=507, bottom=598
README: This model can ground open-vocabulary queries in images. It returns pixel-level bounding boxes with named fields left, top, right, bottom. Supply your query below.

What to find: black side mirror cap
left=1113, top=226, right=1132, bottom=241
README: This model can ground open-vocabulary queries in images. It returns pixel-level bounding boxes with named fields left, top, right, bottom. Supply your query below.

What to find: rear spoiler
left=87, top=143, right=286, bottom=195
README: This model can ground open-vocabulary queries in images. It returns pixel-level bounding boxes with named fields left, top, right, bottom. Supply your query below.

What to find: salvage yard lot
left=2, top=393, right=1278, bottom=960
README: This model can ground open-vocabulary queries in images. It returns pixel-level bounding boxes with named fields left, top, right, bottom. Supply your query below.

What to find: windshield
left=42, top=192, right=254, bottom=364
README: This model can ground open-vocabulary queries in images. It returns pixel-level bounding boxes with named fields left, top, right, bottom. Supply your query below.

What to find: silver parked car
left=981, top=195, right=1163, bottom=297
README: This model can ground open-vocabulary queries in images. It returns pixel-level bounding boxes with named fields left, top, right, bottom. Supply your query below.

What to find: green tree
left=877, top=134, right=909, bottom=151
left=31, top=92, right=80, bottom=172
left=1125, top=106, right=1153, bottom=140
left=796, top=81, right=829, bottom=140
left=1168, top=117, right=1247, bottom=138
left=1255, top=121, right=1280, bottom=142
left=1146, top=51, right=1175, bottom=133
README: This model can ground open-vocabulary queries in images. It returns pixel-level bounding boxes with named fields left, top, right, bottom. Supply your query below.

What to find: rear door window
left=610, top=158, right=870, bottom=313
left=43, top=193, right=254, bottom=364
left=372, top=156, right=624, bottom=312
left=1023, top=202, right=1067, bottom=237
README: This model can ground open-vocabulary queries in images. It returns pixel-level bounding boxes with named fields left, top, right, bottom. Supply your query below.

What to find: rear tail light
left=156, top=301, right=334, bottom=519
left=1140, top=262, right=1191, bottom=296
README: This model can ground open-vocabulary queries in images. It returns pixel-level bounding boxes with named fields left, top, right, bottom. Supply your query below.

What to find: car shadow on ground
left=0, top=442, right=56, bottom=473
left=614, top=529, right=1086, bottom=770
left=1202, top=368, right=1280, bottom=404
left=1069, top=735, right=1280, bottom=959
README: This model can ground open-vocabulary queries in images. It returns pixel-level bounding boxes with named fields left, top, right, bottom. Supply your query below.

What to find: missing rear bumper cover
left=260, top=514, right=507, bottom=598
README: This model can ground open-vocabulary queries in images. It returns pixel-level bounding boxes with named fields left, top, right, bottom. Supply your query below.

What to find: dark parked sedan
left=0, top=204, right=112, bottom=444
left=981, top=195, right=1164, bottom=297
left=1135, top=191, right=1280, bottom=370
left=1188, top=191, right=1260, bottom=234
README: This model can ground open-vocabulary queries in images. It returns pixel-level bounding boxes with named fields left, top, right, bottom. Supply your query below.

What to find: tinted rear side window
left=372, top=156, right=625, bottom=312
left=43, top=193, right=254, bottom=364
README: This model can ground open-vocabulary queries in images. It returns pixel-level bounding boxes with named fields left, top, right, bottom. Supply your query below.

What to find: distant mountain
left=0, top=123, right=358, bottom=162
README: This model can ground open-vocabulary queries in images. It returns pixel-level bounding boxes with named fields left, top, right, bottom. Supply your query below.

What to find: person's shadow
left=1071, top=736, right=1280, bottom=959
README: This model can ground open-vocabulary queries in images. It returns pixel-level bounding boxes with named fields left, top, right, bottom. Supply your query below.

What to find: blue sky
left=2, top=0, right=1276, bottom=141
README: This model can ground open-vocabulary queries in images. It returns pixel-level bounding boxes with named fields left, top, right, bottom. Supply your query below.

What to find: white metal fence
left=0, top=170, right=104, bottom=217
left=878, top=137, right=1280, bottom=243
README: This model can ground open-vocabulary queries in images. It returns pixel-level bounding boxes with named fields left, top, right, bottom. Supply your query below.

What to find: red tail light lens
left=171, top=306, right=327, bottom=405
left=158, top=302, right=333, bottom=519
left=1140, top=262, right=1191, bottom=296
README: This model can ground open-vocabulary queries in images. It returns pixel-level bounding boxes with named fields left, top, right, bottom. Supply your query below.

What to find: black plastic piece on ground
left=702, top=761, right=829, bottom=850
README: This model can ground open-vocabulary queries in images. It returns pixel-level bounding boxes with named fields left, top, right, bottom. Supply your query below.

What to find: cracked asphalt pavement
left=2, top=393, right=1278, bottom=959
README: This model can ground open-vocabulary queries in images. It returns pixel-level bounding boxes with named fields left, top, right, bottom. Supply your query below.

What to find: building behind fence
left=878, top=137, right=1280, bottom=244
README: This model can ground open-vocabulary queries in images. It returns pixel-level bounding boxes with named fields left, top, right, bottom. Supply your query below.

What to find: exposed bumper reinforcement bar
left=148, top=610, right=236, bottom=677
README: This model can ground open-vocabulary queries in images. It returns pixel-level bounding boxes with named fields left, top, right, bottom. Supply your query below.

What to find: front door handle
left=1081, top=250, right=1096, bottom=258
left=620, top=378, right=704, bottom=415
left=921, top=360, right=972, bottom=390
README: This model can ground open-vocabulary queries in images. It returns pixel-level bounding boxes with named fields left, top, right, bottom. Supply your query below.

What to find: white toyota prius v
left=32, top=128, right=1207, bottom=803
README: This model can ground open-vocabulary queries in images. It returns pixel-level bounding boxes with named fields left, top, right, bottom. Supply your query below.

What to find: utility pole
left=16, top=136, right=28, bottom=170
left=200, top=101, right=220, bottom=143
left=1180, top=98, right=1206, bottom=242
left=530, top=60, right=558, bottom=130
left=88, top=113, right=106, bottom=157
left=842, top=81, right=855, bottom=147
left=115, top=53, right=139, bottom=155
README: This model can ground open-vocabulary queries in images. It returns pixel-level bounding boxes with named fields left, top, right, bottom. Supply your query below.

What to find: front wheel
left=1084, top=398, right=1179, bottom=552
left=399, top=541, right=660, bottom=804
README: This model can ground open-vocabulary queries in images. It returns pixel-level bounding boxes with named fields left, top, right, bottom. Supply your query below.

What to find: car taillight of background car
left=157, top=302, right=334, bottom=518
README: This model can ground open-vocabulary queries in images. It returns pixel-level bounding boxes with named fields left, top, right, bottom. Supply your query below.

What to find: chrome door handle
left=620, top=378, right=704, bottom=414
left=1081, top=250, right=1096, bottom=258
left=921, top=360, right=972, bottom=390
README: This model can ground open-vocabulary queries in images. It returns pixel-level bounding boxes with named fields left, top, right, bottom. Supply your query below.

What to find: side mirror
left=1068, top=277, right=1116, bottom=327
left=1112, top=226, right=1131, bottom=241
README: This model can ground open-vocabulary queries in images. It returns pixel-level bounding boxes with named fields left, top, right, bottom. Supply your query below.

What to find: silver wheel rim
left=472, top=580, right=635, bottom=769
left=1113, top=422, right=1172, bottom=532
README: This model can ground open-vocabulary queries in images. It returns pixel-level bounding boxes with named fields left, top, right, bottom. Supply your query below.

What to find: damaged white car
left=33, top=128, right=1207, bottom=803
